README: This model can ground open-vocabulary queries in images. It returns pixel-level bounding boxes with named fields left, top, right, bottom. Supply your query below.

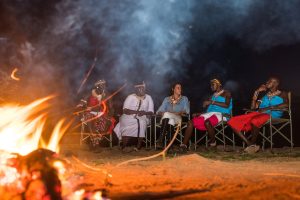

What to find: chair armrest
left=221, top=113, right=231, bottom=119
left=269, top=108, right=289, bottom=112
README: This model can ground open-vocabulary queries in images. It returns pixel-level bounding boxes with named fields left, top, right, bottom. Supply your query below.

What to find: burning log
left=1, top=148, right=109, bottom=200
left=0, top=97, right=109, bottom=199
left=1, top=149, right=62, bottom=200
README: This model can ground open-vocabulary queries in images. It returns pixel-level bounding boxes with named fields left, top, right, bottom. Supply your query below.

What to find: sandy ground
left=60, top=133, right=300, bottom=199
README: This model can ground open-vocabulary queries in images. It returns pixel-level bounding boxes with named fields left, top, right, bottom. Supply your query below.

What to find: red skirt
left=192, top=114, right=219, bottom=131
left=228, top=112, right=270, bottom=132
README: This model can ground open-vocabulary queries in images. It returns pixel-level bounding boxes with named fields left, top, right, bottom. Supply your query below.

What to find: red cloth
left=86, top=95, right=115, bottom=134
left=88, top=96, right=100, bottom=107
left=228, top=112, right=270, bottom=132
left=192, top=114, right=219, bottom=131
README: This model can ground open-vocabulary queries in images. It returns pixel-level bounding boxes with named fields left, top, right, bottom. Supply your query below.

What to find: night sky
left=0, top=0, right=299, bottom=145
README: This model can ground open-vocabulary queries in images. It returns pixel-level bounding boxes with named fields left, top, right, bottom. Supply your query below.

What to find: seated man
left=77, top=79, right=115, bottom=149
left=228, top=77, right=288, bottom=153
left=179, top=78, right=232, bottom=152
left=114, top=81, right=154, bottom=151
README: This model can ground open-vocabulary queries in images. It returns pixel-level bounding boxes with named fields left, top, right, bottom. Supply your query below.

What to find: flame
left=10, top=68, right=20, bottom=81
left=0, top=96, right=70, bottom=155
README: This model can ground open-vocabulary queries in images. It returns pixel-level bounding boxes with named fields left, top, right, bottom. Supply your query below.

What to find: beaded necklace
left=169, top=95, right=182, bottom=105
left=213, top=90, right=224, bottom=98
left=267, top=90, right=281, bottom=99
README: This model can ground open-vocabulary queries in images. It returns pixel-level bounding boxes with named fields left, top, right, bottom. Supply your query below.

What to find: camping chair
left=80, top=112, right=113, bottom=148
left=145, top=115, right=154, bottom=149
left=193, top=113, right=235, bottom=150
left=264, top=92, right=293, bottom=150
left=154, top=114, right=190, bottom=150
left=242, top=111, right=273, bottom=151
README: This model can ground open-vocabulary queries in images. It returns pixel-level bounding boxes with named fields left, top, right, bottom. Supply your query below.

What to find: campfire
left=0, top=97, right=107, bottom=200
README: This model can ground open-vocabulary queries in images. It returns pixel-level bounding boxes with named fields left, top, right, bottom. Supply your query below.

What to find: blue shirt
left=259, top=95, right=284, bottom=118
left=207, top=95, right=232, bottom=115
left=157, top=96, right=190, bottom=114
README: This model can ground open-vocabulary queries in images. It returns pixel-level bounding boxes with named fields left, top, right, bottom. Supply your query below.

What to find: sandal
left=209, top=141, right=217, bottom=147
left=177, top=144, right=188, bottom=154
left=244, top=145, right=260, bottom=154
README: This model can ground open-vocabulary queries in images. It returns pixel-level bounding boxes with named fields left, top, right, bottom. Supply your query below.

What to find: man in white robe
left=114, top=82, right=154, bottom=150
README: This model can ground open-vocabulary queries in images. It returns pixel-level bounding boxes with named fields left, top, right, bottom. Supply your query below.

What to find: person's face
left=210, top=82, right=219, bottom=92
left=173, top=84, right=182, bottom=96
left=135, top=86, right=145, bottom=97
left=265, top=78, right=279, bottom=89
left=95, top=84, right=105, bottom=94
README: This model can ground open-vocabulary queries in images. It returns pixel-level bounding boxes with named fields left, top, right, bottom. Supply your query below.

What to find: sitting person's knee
left=187, top=120, right=193, bottom=127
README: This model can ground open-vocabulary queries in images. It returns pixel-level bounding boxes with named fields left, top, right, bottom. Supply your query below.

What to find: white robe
left=114, top=94, right=154, bottom=140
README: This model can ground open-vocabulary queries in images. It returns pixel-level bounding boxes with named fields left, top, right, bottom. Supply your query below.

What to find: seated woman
left=228, top=77, right=288, bottom=153
left=178, top=78, right=232, bottom=153
left=156, top=83, right=190, bottom=149
left=78, top=80, right=115, bottom=149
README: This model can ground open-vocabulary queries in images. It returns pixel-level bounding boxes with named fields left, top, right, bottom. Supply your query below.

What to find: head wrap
left=94, top=79, right=106, bottom=87
left=210, top=78, right=222, bottom=86
left=134, top=81, right=145, bottom=88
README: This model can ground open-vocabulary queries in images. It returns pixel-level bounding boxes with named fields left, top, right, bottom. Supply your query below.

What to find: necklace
left=170, top=95, right=182, bottom=105
left=213, top=90, right=224, bottom=97
left=267, top=90, right=281, bottom=98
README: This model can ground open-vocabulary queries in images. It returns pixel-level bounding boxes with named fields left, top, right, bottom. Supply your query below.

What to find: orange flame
left=10, top=68, right=20, bottom=81
left=0, top=96, right=70, bottom=155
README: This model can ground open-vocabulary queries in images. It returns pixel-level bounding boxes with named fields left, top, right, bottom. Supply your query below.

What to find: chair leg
left=205, top=131, right=208, bottom=148
left=242, top=132, right=245, bottom=148
left=269, top=121, right=273, bottom=152
left=194, top=128, right=197, bottom=151
left=222, top=123, right=226, bottom=150
left=290, top=120, right=293, bottom=151
left=232, top=131, right=235, bottom=150
left=149, top=125, right=152, bottom=149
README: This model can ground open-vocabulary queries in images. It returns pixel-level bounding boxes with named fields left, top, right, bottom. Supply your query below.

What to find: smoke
left=1, top=0, right=300, bottom=110
left=48, top=0, right=194, bottom=95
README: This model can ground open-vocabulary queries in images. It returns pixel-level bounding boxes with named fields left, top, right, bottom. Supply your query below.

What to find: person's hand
left=138, top=110, right=146, bottom=116
left=171, top=111, right=182, bottom=116
left=192, top=113, right=201, bottom=118
left=157, top=111, right=164, bottom=116
left=256, top=84, right=267, bottom=92
left=86, top=107, right=92, bottom=111
left=76, top=103, right=83, bottom=108
left=178, top=111, right=186, bottom=116
left=202, top=100, right=212, bottom=108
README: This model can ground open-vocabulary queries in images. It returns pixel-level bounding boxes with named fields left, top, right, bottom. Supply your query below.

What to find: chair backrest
left=288, top=91, right=292, bottom=116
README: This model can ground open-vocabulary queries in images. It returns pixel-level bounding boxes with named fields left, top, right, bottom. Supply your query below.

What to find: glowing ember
left=10, top=67, right=20, bottom=81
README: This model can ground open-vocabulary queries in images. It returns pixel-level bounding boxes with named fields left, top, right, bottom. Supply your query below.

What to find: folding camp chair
left=264, top=92, right=293, bottom=150
left=154, top=114, right=190, bottom=150
left=193, top=113, right=235, bottom=150
left=242, top=92, right=293, bottom=151
left=80, top=113, right=113, bottom=148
